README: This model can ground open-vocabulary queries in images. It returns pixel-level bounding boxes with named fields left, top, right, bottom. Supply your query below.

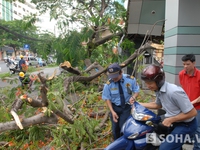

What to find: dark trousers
left=159, top=118, right=197, bottom=150
left=110, top=104, right=131, bottom=140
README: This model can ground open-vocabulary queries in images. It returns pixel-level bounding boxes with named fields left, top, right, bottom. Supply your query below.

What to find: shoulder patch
left=106, top=80, right=110, bottom=84
left=126, top=75, right=135, bottom=79
left=106, top=79, right=113, bottom=85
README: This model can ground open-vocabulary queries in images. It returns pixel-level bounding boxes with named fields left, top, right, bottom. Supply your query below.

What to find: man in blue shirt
left=102, top=63, right=140, bottom=140
left=19, top=55, right=26, bottom=72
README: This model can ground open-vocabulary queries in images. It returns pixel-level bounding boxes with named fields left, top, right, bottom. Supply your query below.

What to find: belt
left=112, top=103, right=130, bottom=107
left=173, top=118, right=195, bottom=126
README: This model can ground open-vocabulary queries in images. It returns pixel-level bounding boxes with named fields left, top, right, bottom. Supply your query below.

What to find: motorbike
left=105, top=101, right=168, bottom=150
left=7, top=61, right=18, bottom=74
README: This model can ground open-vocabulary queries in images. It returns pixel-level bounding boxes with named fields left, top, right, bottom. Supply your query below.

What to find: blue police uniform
left=102, top=74, right=140, bottom=140
left=102, top=74, right=139, bottom=105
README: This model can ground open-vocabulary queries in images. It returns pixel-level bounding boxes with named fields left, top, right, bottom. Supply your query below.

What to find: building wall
left=0, top=0, right=37, bottom=21
left=127, top=0, right=165, bottom=36
left=164, top=0, right=200, bottom=85
left=1, top=0, right=12, bottom=21
left=0, top=0, right=56, bottom=33
left=12, top=1, right=37, bottom=20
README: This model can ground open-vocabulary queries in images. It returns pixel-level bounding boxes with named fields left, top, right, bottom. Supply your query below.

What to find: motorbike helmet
left=19, top=72, right=25, bottom=78
left=20, top=55, right=24, bottom=58
left=141, top=64, right=165, bottom=89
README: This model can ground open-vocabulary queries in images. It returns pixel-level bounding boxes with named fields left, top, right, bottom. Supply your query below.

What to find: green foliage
left=81, top=27, right=94, bottom=42
left=26, top=0, right=127, bottom=63
left=49, top=124, right=68, bottom=148
left=0, top=16, right=57, bottom=57
left=0, top=107, right=12, bottom=122
left=53, top=32, right=87, bottom=66
left=47, top=92, right=64, bottom=113
left=35, top=33, right=56, bottom=57
left=27, top=125, right=47, bottom=142
left=137, top=90, right=156, bottom=103
left=0, top=72, right=11, bottom=78
left=89, top=38, right=127, bottom=66
left=0, top=19, right=38, bottom=49
left=0, top=87, right=17, bottom=107
left=120, top=38, right=136, bottom=54
left=0, top=126, right=48, bottom=149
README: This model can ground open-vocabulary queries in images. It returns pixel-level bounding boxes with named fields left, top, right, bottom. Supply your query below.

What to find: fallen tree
left=0, top=41, right=155, bottom=149
left=60, top=41, right=153, bottom=92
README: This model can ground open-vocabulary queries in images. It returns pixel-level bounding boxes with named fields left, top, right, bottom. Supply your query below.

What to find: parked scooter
left=8, top=61, right=18, bottom=74
left=105, top=101, right=169, bottom=150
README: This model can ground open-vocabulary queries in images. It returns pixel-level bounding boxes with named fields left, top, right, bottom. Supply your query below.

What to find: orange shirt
left=179, top=67, right=200, bottom=110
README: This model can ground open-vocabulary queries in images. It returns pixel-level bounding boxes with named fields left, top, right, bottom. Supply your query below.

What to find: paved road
left=0, top=66, right=60, bottom=88
left=0, top=61, right=9, bottom=73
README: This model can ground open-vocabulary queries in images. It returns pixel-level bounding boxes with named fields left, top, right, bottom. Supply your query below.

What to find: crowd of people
left=102, top=53, right=200, bottom=150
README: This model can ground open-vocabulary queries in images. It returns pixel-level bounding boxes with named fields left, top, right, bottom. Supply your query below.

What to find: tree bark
left=0, top=113, right=58, bottom=132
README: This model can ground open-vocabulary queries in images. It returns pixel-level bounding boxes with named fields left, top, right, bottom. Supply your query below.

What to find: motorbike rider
left=19, top=55, right=26, bottom=72
left=6, top=56, right=11, bottom=67
left=102, top=63, right=140, bottom=140
left=139, top=64, right=197, bottom=150
left=19, top=72, right=32, bottom=89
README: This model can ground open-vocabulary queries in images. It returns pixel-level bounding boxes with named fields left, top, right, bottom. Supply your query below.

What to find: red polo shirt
left=179, top=67, right=200, bottom=110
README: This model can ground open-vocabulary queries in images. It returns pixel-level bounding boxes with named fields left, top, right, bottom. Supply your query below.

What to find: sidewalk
left=30, top=66, right=60, bottom=76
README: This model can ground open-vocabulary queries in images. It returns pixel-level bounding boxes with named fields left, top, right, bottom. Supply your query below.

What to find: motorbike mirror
left=157, top=109, right=166, bottom=116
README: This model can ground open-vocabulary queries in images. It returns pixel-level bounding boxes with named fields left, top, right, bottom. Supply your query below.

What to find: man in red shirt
left=179, top=54, right=200, bottom=150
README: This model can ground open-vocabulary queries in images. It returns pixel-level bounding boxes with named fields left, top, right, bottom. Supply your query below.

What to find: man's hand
left=191, top=96, right=200, bottom=104
left=162, top=118, right=174, bottom=127
left=112, top=111, right=119, bottom=122
left=129, top=96, right=136, bottom=105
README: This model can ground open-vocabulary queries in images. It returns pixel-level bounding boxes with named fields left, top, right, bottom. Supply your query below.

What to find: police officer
left=102, top=63, right=140, bottom=140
